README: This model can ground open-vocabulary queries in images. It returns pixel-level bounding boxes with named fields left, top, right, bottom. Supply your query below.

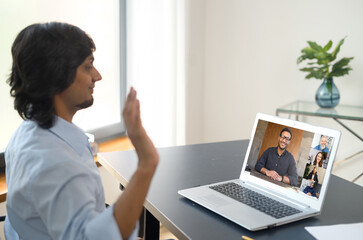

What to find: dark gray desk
left=98, top=140, right=363, bottom=240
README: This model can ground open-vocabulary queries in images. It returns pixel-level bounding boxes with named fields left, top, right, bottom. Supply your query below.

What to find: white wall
left=185, top=0, right=363, bottom=162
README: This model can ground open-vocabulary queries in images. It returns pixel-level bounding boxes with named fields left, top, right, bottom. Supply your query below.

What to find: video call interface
left=246, top=120, right=335, bottom=199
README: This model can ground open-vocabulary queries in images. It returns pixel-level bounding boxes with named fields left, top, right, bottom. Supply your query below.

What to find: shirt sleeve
left=254, top=148, right=269, bottom=172
left=287, top=155, right=298, bottom=186
left=28, top=162, right=135, bottom=240
left=86, top=206, right=139, bottom=240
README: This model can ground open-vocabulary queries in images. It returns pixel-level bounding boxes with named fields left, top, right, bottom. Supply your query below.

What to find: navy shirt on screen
left=255, top=147, right=298, bottom=186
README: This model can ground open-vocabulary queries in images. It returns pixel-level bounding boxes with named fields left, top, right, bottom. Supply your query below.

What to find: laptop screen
left=242, top=115, right=339, bottom=205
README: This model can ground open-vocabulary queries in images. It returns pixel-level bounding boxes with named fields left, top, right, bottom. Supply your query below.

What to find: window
left=126, top=0, right=186, bottom=147
left=0, top=0, right=126, bottom=150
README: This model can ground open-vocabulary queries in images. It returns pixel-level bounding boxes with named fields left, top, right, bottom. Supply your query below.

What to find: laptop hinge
left=244, top=180, right=311, bottom=209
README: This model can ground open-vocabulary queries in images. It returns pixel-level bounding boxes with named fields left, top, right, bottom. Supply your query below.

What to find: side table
left=276, top=100, right=363, bottom=182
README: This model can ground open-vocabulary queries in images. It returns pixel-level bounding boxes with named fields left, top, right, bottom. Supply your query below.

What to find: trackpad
left=199, top=194, right=232, bottom=207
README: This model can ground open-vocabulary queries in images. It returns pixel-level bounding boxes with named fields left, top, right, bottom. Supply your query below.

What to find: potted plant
left=297, top=38, right=354, bottom=108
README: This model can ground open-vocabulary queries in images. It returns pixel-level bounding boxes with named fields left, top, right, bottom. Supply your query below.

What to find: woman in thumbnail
left=307, top=167, right=319, bottom=183
left=313, top=152, right=324, bottom=168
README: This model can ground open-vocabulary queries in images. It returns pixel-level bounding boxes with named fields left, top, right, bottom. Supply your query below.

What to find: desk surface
left=276, top=100, right=363, bottom=121
left=98, top=140, right=363, bottom=240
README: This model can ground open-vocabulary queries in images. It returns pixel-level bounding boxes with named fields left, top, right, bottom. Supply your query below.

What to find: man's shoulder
left=9, top=120, right=59, bottom=150
left=260, top=147, right=277, bottom=156
left=5, top=121, right=89, bottom=197
left=7, top=120, right=79, bottom=167
left=285, top=149, right=293, bottom=155
left=284, top=150, right=295, bottom=160
left=8, top=120, right=42, bottom=151
left=265, top=147, right=277, bottom=152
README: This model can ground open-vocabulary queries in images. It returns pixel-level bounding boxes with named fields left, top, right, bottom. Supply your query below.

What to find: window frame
left=88, top=0, right=127, bottom=142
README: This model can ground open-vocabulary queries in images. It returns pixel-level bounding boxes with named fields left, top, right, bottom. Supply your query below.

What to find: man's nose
left=93, top=67, right=102, bottom=81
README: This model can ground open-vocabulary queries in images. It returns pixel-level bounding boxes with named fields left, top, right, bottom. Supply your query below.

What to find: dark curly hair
left=7, top=22, right=95, bottom=129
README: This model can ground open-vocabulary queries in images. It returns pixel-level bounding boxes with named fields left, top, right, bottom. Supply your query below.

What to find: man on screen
left=314, top=135, right=329, bottom=154
left=303, top=182, right=318, bottom=197
left=255, top=127, right=298, bottom=186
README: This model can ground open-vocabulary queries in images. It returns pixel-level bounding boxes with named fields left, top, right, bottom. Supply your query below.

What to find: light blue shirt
left=5, top=117, right=137, bottom=239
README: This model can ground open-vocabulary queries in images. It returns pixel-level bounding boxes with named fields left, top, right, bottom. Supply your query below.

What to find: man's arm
left=286, top=155, right=298, bottom=186
left=281, top=175, right=291, bottom=184
left=113, top=88, right=159, bottom=239
left=256, top=150, right=287, bottom=182
left=255, top=149, right=269, bottom=173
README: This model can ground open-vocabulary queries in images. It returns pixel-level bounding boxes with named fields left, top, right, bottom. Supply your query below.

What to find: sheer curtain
left=127, top=0, right=185, bottom=147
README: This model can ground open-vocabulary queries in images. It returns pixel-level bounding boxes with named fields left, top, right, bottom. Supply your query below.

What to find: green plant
left=297, top=38, right=354, bottom=79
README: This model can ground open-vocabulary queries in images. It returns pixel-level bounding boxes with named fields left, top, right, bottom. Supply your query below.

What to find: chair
left=0, top=151, right=5, bottom=222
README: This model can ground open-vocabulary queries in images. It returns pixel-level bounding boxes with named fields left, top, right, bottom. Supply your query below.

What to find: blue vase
left=315, top=78, right=340, bottom=108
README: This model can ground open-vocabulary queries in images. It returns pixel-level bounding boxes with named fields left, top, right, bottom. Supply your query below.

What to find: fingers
left=266, top=170, right=280, bottom=181
left=122, top=88, right=159, bottom=168
left=123, top=87, right=140, bottom=122
left=123, top=87, right=145, bottom=142
left=123, top=87, right=136, bottom=116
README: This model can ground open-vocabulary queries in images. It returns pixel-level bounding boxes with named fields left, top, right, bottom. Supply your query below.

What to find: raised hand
left=122, top=87, right=159, bottom=168
left=114, top=87, right=159, bottom=239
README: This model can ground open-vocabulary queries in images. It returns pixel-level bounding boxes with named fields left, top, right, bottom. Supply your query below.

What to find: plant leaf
left=323, top=40, right=333, bottom=52
left=332, top=57, right=354, bottom=71
left=297, top=47, right=318, bottom=64
left=331, top=38, right=345, bottom=61
left=315, top=52, right=331, bottom=65
left=300, top=67, right=321, bottom=72
left=303, top=68, right=325, bottom=79
left=297, top=56, right=306, bottom=64
left=297, top=37, right=353, bottom=79
left=325, top=79, right=334, bottom=103
left=329, top=67, right=353, bottom=78
left=308, top=41, right=323, bottom=52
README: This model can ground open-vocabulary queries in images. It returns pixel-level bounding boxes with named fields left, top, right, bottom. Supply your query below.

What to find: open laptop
left=178, top=113, right=340, bottom=231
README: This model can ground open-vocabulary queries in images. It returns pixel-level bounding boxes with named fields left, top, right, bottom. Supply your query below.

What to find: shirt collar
left=275, top=146, right=287, bottom=157
left=49, top=116, right=90, bottom=156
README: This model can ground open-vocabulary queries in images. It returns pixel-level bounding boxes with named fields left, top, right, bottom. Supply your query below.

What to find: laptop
left=178, top=113, right=340, bottom=231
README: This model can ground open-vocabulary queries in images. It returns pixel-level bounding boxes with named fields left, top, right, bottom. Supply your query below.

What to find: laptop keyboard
left=209, top=182, right=302, bottom=219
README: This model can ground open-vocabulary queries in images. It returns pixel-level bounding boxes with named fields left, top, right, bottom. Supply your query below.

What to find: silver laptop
left=178, top=113, right=340, bottom=231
